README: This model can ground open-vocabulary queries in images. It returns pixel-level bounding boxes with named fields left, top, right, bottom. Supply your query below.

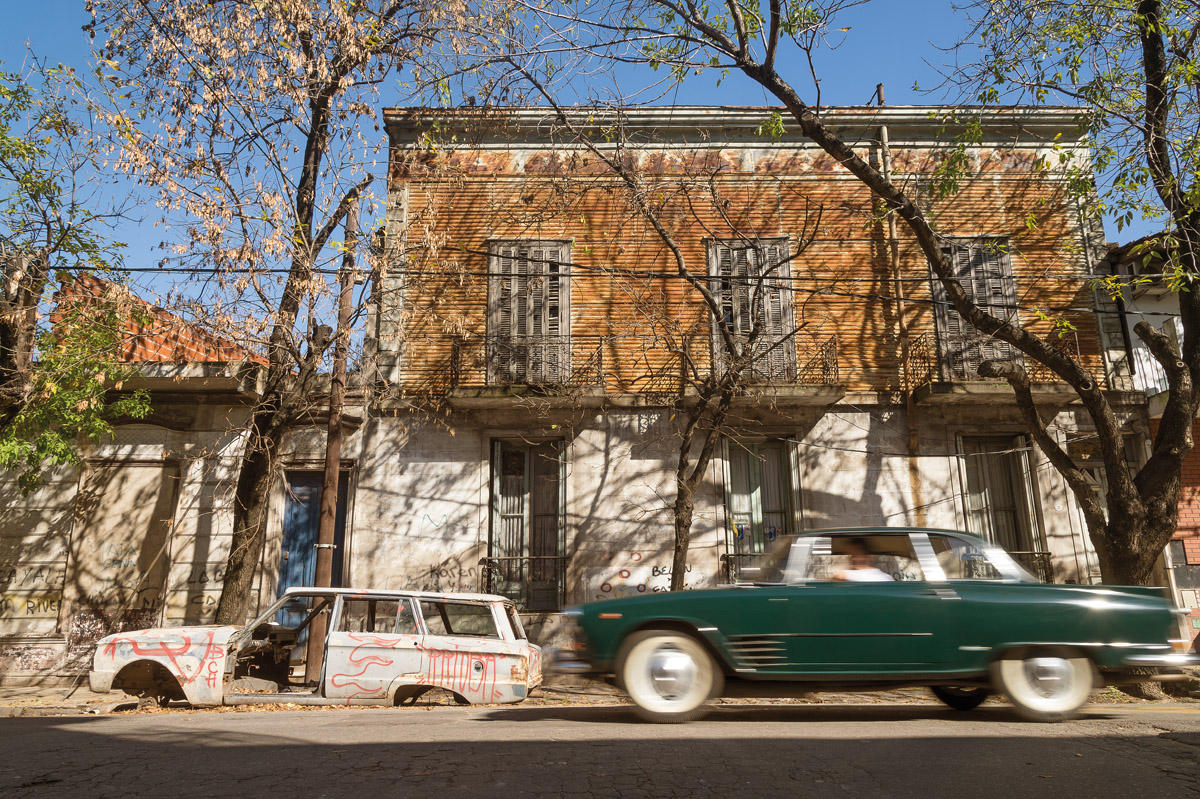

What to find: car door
left=777, top=533, right=958, bottom=673
left=324, top=595, right=424, bottom=701
left=417, top=599, right=510, bottom=703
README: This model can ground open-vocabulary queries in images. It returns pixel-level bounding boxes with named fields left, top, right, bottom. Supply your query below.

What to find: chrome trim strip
left=769, top=632, right=934, bottom=638
left=1121, top=653, right=1200, bottom=667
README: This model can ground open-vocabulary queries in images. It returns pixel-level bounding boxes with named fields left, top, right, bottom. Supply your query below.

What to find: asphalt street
left=2, top=702, right=1199, bottom=798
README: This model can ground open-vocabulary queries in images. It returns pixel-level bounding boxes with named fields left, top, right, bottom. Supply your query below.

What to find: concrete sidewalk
left=0, top=675, right=632, bottom=718
left=3, top=674, right=1191, bottom=718
left=0, top=683, right=132, bottom=717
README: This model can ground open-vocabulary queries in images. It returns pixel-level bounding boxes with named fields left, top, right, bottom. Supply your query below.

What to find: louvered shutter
left=757, top=242, right=796, bottom=381
left=711, top=239, right=795, bottom=382
left=712, top=243, right=736, bottom=373
left=726, top=446, right=754, bottom=553
left=489, top=244, right=517, bottom=384
left=931, top=239, right=1019, bottom=380
left=488, top=241, right=570, bottom=384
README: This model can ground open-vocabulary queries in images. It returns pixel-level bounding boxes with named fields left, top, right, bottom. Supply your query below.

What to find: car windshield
left=735, top=536, right=797, bottom=583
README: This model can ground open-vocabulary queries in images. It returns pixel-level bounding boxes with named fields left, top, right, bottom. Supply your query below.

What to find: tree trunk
left=304, top=203, right=356, bottom=678
left=670, top=480, right=694, bottom=591
left=214, top=325, right=329, bottom=625
left=668, top=387, right=736, bottom=591
left=1094, top=511, right=1178, bottom=586
left=0, top=254, right=47, bottom=423
left=213, top=404, right=286, bottom=625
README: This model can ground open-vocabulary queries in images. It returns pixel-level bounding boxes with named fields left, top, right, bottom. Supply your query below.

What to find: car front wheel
left=618, top=631, right=723, bottom=723
left=991, top=654, right=1095, bottom=722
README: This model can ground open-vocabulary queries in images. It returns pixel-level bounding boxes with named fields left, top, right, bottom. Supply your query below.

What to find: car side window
left=505, top=605, right=526, bottom=640
left=419, top=601, right=501, bottom=638
left=928, top=535, right=1003, bottom=580
left=804, top=535, right=925, bottom=582
left=339, top=598, right=417, bottom=634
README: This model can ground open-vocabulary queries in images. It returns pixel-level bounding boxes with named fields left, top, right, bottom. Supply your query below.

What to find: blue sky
left=1, top=0, right=1135, bottom=282
left=1, top=1, right=971, bottom=107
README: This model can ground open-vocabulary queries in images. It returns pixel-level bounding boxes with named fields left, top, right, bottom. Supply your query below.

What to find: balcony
left=639, top=334, right=843, bottom=406
left=402, top=332, right=841, bottom=408
left=445, top=335, right=605, bottom=408
left=905, top=331, right=1086, bottom=405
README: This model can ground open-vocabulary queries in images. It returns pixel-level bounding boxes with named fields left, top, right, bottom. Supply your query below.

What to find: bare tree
left=511, top=0, right=1199, bottom=587
left=88, top=0, right=517, bottom=622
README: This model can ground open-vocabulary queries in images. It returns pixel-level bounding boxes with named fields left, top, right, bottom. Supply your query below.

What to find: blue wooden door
left=278, top=471, right=349, bottom=622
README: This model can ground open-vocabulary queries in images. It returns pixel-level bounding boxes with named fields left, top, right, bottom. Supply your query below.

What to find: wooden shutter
left=931, top=239, right=1019, bottom=380
left=756, top=242, right=796, bottom=381
left=488, top=241, right=570, bottom=384
left=726, top=445, right=755, bottom=553
left=710, top=239, right=795, bottom=381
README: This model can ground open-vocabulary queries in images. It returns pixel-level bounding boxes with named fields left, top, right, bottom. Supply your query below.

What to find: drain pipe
left=876, top=85, right=927, bottom=525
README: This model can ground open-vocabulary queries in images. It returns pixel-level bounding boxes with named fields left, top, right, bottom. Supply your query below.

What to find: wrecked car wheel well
left=113, top=660, right=185, bottom=702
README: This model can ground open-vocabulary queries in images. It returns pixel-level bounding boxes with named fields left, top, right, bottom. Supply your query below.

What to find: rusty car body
left=89, top=587, right=542, bottom=707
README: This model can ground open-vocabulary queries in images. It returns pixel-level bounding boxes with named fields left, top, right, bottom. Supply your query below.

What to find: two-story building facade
left=332, top=105, right=1146, bottom=641
left=0, top=105, right=1161, bottom=681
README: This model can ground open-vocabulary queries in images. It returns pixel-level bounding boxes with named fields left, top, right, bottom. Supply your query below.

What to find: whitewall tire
left=991, top=654, right=1095, bottom=722
left=618, top=631, right=723, bottom=723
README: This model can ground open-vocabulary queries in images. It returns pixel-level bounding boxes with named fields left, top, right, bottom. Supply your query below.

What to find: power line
left=92, top=246, right=1184, bottom=320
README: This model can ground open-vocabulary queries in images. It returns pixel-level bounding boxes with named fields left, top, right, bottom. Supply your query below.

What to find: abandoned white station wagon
left=89, top=588, right=542, bottom=707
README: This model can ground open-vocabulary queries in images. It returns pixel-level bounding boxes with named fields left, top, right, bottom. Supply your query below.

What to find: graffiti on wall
left=584, top=551, right=695, bottom=602
left=0, top=592, right=63, bottom=618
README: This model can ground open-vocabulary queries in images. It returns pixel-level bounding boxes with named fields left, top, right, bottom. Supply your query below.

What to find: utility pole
left=304, top=198, right=358, bottom=682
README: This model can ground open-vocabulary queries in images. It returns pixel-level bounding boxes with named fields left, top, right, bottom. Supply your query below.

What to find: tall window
left=489, top=440, right=565, bottom=611
left=959, top=435, right=1039, bottom=555
left=724, top=441, right=796, bottom=579
left=930, top=238, right=1019, bottom=380
left=708, top=238, right=796, bottom=382
left=487, top=240, right=571, bottom=384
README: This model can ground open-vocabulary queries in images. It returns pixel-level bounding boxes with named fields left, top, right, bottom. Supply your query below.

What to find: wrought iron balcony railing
left=450, top=335, right=603, bottom=389
left=1010, top=550, right=1053, bottom=583
left=904, top=331, right=1083, bottom=388
left=716, top=333, right=840, bottom=385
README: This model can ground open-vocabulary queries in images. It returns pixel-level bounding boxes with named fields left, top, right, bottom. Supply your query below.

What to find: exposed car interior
left=232, top=595, right=333, bottom=691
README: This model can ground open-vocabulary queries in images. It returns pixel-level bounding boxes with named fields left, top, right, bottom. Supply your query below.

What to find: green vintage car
left=557, top=528, right=1198, bottom=723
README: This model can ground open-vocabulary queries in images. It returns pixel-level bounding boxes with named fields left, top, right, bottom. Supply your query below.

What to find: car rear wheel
left=991, top=654, right=1095, bottom=722
left=930, top=685, right=990, bottom=711
left=618, top=631, right=723, bottom=723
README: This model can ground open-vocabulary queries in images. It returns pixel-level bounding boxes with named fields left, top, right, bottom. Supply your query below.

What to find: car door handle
left=917, top=588, right=960, bottom=600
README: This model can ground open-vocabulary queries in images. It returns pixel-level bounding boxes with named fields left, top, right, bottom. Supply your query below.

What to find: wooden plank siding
left=385, top=124, right=1104, bottom=397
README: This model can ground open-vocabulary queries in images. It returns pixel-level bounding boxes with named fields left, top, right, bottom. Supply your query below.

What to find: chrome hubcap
left=1024, top=657, right=1073, bottom=698
left=648, top=645, right=698, bottom=700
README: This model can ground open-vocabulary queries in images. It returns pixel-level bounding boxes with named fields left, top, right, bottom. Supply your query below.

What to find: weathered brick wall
left=386, top=118, right=1104, bottom=397
left=55, top=274, right=266, bottom=364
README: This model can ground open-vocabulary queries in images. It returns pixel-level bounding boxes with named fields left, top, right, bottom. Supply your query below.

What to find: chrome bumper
left=547, top=646, right=594, bottom=674
left=1120, top=652, right=1200, bottom=668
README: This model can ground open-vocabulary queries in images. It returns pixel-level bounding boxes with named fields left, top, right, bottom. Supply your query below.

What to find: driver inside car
left=833, top=537, right=894, bottom=582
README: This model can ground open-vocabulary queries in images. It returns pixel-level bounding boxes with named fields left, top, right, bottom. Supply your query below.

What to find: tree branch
left=977, top=359, right=1109, bottom=533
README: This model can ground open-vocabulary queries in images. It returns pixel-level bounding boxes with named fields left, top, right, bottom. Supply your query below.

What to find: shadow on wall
left=59, top=460, right=181, bottom=666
